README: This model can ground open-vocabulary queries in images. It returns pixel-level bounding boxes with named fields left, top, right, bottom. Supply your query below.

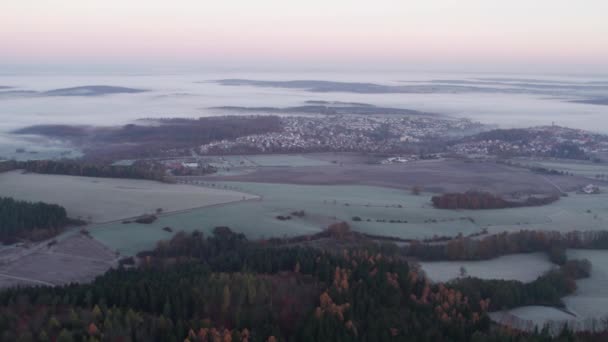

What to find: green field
left=488, top=249, right=608, bottom=331
left=206, top=154, right=333, bottom=169
left=563, top=249, right=608, bottom=321
left=243, top=154, right=334, bottom=167
left=420, top=253, right=555, bottom=283
left=0, top=171, right=256, bottom=223
left=88, top=181, right=608, bottom=256
left=89, top=182, right=482, bottom=255
left=512, top=158, right=608, bottom=179
left=204, top=154, right=333, bottom=176
left=490, top=306, right=577, bottom=333
left=482, top=192, right=608, bottom=234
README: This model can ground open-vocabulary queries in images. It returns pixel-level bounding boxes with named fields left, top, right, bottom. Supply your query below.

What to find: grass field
left=203, top=154, right=334, bottom=176
left=490, top=306, right=578, bottom=334
left=0, top=171, right=256, bottom=223
left=420, top=253, right=555, bottom=283
left=243, top=154, right=334, bottom=167
left=88, top=180, right=608, bottom=256
left=204, top=154, right=332, bottom=169
left=206, top=158, right=597, bottom=195
left=489, top=249, right=608, bottom=331
left=512, top=158, right=608, bottom=179
left=563, top=249, right=608, bottom=320
left=482, top=192, right=608, bottom=234
left=89, top=182, right=486, bottom=255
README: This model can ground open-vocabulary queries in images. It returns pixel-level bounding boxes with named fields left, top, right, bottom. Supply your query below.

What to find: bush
left=548, top=246, right=567, bottom=265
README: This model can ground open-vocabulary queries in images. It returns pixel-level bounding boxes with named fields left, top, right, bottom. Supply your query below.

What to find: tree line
left=431, top=191, right=559, bottom=210
left=0, top=227, right=494, bottom=341
left=0, top=197, right=73, bottom=243
left=453, top=257, right=591, bottom=312
left=0, top=226, right=606, bottom=341
left=403, top=230, right=608, bottom=262
left=0, top=159, right=167, bottom=182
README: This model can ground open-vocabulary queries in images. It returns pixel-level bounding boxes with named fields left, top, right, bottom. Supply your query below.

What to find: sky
left=2, top=0, right=608, bottom=73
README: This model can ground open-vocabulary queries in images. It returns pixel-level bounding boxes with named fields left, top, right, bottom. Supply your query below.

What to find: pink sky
left=2, top=0, right=607, bottom=72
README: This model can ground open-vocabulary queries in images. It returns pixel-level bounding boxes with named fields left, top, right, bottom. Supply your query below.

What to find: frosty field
left=241, top=154, right=334, bottom=167
left=490, top=306, right=578, bottom=334
left=420, top=253, right=555, bottom=283
left=204, top=154, right=332, bottom=169
left=0, top=171, right=256, bottom=223
left=562, top=249, right=608, bottom=320
left=488, top=249, right=608, bottom=331
left=89, top=182, right=483, bottom=255
left=0, top=234, right=117, bottom=288
left=88, top=180, right=608, bottom=255
left=512, top=158, right=608, bottom=179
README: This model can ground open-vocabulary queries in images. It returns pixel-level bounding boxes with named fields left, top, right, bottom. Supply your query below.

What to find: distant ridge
left=211, top=103, right=437, bottom=116
left=214, top=78, right=608, bottom=96
left=215, top=79, right=400, bottom=93
left=213, top=78, right=539, bottom=94
left=42, top=85, right=146, bottom=96
left=0, top=85, right=146, bottom=98
left=571, top=97, right=608, bottom=106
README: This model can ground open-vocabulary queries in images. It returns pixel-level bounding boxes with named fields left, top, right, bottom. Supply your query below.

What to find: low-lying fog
left=1, top=71, right=607, bottom=146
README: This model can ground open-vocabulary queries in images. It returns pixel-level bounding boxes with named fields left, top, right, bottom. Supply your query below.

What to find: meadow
left=89, top=182, right=483, bottom=255
left=563, top=249, right=608, bottom=320
left=420, top=253, right=555, bottom=283
left=0, top=171, right=256, bottom=223
left=513, top=158, right=608, bottom=179
left=89, top=181, right=608, bottom=255
left=487, top=249, right=608, bottom=331
left=240, top=154, right=334, bottom=167
left=490, top=306, right=578, bottom=334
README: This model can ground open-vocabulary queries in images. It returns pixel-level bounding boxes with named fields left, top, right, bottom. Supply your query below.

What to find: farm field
left=0, top=234, right=117, bottom=289
left=203, top=154, right=332, bottom=169
left=205, top=158, right=597, bottom=194
left=489, top=249, right=608, bottom=332
left=185, top=181, right=608, bottom=235
left=420, top=253, right=555, bottom=283
left=562, top=249, right=608, bottom=320
left=90, top=181, right=608, bottom=256
left=481, top=192, right=608, bottom=234
left=199, top=154, right=335, bottom=176
left=90, top=182, right=483, bottom=255
left=512, top=158, right=608, bottom=179
left=490, top=306, right=578, bottom=334
left=242, top=154, right=334, bottom=167
left=0, top=171, right=257, bottom=223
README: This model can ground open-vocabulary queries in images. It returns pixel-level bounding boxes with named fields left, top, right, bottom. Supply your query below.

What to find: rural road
left=0, top=273, right=54, bottom=286
left=540, top=175, right=565, bottom=193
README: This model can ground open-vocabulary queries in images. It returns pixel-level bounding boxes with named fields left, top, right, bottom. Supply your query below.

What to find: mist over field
left=1, top=71, right=607, bottom=139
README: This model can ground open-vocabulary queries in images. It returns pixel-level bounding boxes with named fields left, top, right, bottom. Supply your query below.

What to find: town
left=199, top=114, right=485, bottom=154
left=449, top=125, right=608, bottom=159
